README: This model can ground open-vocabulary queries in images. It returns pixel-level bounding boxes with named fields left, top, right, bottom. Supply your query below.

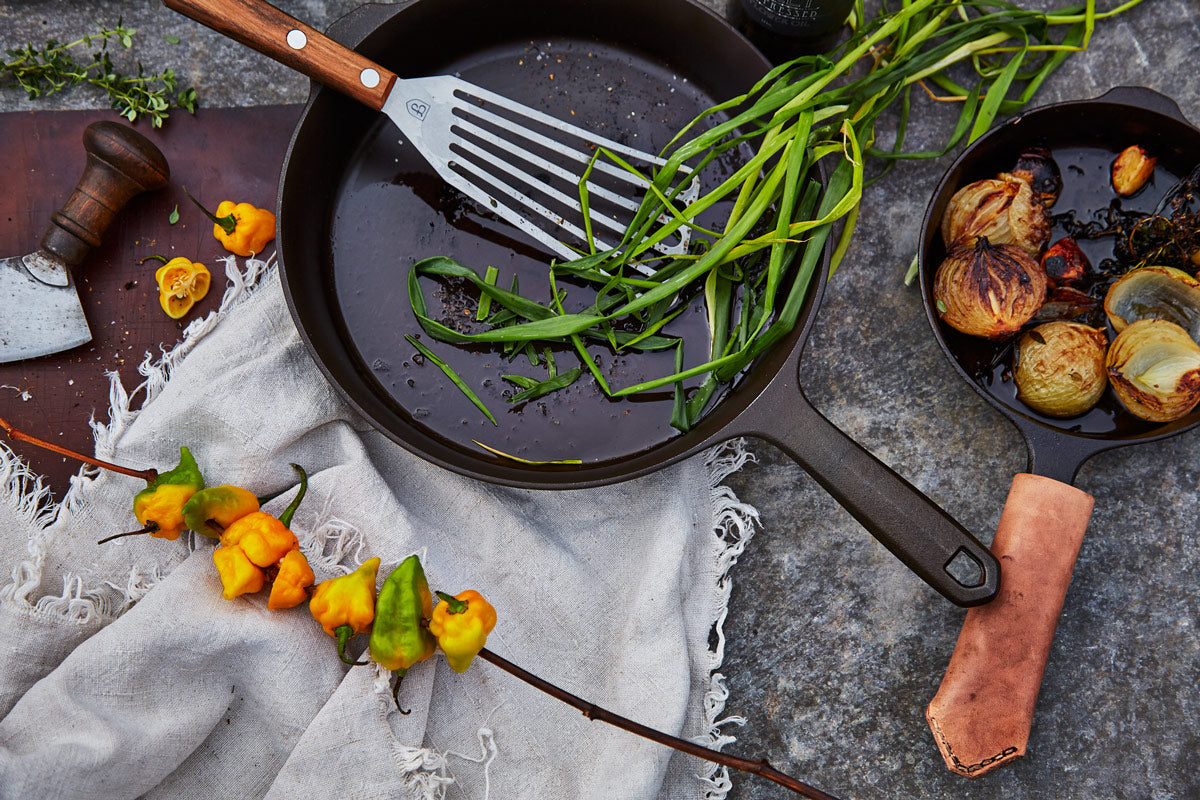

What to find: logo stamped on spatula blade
left=406, top=99, right=429, bottom=121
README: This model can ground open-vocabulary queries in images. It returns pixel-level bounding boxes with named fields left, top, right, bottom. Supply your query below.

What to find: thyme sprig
left=0, top=19, right=196, bottom=127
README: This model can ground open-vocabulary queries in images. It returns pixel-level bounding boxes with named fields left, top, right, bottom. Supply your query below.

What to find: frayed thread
left=0, top=253, right=276, bottom=626
left=693, top=438, right=760, bottom=799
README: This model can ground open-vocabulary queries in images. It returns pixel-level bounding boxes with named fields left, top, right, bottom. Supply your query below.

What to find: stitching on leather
left=928, top=714, right=1020, bottom=774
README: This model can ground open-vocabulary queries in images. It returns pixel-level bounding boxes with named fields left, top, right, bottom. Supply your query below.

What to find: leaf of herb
left=404, top=334, right=497, bottom=426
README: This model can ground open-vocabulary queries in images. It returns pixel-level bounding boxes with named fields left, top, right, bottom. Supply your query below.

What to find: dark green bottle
left=728, top=0, right=855, bottom=63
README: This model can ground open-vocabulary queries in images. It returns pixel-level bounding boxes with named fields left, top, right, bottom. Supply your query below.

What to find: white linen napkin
left=0, top=255, right=759, bottom=800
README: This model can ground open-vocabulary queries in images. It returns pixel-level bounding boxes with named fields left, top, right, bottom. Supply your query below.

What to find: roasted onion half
left=1104, top=265, right=1200, bottom=340
left=933, top=237, right=1048, bottom=339
left=940, top=172, right=1050, bottom=257
left=1015, top=322, right=1109, bottom=417
left=1106, top=318, right=1200, bottom=422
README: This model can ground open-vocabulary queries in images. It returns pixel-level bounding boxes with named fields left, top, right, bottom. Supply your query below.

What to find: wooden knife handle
left=40, top=121, right=170, bottom=268
left=162, top=0, right=398, bottom=110
left=926, top=473, right=1094, bottom=778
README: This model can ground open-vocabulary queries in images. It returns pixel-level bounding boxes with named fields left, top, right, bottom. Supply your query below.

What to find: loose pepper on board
left=369, top=554, right=436, bottom=709
left=131, top=446, right=205, bottom=540
left=154, top=256, right=210, bottom=318
left=309, top=556, right=381, bottom=664
left=429, top=589, right=497, bottom=673
left=184, top=188, right=275, bottom=257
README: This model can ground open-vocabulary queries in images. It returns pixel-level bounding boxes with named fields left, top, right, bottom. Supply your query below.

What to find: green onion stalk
left=408, top=0, right=1144, bottom=437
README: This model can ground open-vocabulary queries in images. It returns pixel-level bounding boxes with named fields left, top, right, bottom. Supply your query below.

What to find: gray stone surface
left=1, top=1, right=1197, bottom=799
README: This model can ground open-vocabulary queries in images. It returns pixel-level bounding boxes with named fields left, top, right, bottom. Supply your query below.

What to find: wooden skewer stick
left=476, top=648, right=841, bottom=800
left=0, top=415, right=157, bottom=483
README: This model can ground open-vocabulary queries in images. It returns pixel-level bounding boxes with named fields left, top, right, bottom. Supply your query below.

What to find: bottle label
left=742, top=0, right=853, bottom=37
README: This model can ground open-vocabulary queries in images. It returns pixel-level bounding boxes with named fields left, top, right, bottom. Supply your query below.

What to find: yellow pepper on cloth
left=220, top=511, right=298, bottom=567
left=131, top=446, right=205, bottom=540
left=267, top=548, right=316, bottom=610
left=212, top=543, right=265, bottom=600
left=428, top=589, right=497, bottom=673
left=309, top=556, right=380, bottom=664
left=180, top=484, right=260, bottom=539
left=154, top=257, right=210, bottom=319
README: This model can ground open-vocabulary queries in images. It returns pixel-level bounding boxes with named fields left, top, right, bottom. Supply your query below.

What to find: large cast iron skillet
left=275, top=0, right=998, bottom=606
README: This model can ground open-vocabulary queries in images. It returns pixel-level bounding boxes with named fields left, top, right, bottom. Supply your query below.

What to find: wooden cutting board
left=0, top=105, right=302, bottom=500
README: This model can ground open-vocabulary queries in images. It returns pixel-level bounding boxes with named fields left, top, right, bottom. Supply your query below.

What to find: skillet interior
left=918, top=93, right=1200, bottom=450
left=279, top=0, right=825, bottom=488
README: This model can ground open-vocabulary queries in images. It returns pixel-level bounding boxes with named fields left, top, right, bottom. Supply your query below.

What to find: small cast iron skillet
left=919, top=86, right=1200, bottom=496
left=275, top=0, right=999, bottom=605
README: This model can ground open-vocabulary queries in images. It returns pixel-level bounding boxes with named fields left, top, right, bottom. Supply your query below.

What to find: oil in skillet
left=328, top=38, right=743, bottom=465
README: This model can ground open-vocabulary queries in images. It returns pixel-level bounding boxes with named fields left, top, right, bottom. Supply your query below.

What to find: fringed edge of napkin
left=694, top=440, right=759, bottom=800
left=0, top=252, right=276, bottom=625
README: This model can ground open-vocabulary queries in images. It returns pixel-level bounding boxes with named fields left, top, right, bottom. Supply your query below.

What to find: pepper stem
left=334, top=624, right=368, bottom=666
left=277, top=463, right=308, bottom=528
left=97, top=521, right=160, bottom=545
left=434, top=591, right=468, bottom=614
left=139, top=254, right=169, bottom=265
left=391, top=668, right=410, bottom=715
left=0, top=415, right=158, bottom=483
left=476, top=648, right=840, bottom=799
left=183, top=185, right=237, bottom=235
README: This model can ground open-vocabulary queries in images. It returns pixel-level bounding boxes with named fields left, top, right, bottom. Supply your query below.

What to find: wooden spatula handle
left=162, top=0, right=398, bottom=110
left=925, top=473, right=1094, bottom=777
left=40, top=121, right=170, bottom=268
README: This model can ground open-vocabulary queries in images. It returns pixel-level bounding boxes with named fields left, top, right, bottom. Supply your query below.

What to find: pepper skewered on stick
left=0, top=414, right=840, bottom=798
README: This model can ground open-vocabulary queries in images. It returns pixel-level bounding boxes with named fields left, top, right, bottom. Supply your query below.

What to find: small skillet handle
left=926, top=473, right=1093, bottom=778
left=162, top=0, right=398, bottom=110
left=1098, top=86, right=1192, bottom=125
left=730, top=384, right=1000, bottom=606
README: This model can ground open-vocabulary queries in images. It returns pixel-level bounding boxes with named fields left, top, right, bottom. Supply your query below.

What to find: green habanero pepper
left=369, top=554, right=436, bottom=711
left=181, top=484, right=260, bottom=538
left=131, top=446, right=205, bottom=540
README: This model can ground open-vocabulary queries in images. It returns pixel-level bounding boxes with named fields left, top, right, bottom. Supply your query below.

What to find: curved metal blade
left=0, top=253, right=91, bottom=363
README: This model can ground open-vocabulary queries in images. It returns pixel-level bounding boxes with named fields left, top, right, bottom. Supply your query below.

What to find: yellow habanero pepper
left=220, top=511, right=298, bottom=568
left=309, top=556, right=381, bottom=664
left=267, top=548, right=316, bottom=610
left=211, top=200, right=275, bottom=257
left=212, top=543, right=266, bottom=600
left=428, top=589, right=497, bottom=673
left=154, top=257, right=210, bottom=319
left=185, top=188, right=276, bottom=257
left=131, top=446, right=205, bottom=540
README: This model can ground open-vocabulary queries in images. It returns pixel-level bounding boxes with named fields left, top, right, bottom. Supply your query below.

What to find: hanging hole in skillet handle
left=944, top=548, right=985, bottom=589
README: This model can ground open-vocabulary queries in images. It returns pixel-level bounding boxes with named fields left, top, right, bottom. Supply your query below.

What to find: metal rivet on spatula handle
left=360, top=68, right=380, bottom=89
left=286, top=29, right=306, bottom=49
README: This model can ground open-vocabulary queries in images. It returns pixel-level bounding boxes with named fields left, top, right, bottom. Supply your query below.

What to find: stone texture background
left=1, top=2, right=1197, bottom=799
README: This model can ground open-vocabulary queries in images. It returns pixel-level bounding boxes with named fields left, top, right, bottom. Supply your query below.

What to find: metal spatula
left=163, top=0, right=695, bottom=265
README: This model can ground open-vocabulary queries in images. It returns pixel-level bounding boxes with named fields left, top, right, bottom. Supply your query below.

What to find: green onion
left=408, top=0, right=1143, bottom=431
left=404, top=334, right=497, bottom=426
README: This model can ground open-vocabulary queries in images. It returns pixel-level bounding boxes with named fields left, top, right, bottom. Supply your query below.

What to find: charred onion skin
left=1014, top=322, right=1109, bottom=417
left=1041, top=237, right=1090, bottom=288
left=1012, top=146, right=1063, bottom=208
left=1106, top=319, right=1200, bottom=422
left=940, top=172, right=1050, bottom=257
left=933, top=237, right=1048, bottom=339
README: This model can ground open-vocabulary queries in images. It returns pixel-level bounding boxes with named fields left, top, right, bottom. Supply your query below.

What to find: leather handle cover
left=926, top=473, right=1094, bottom=777
left=40, top=121, right=170, bottom=267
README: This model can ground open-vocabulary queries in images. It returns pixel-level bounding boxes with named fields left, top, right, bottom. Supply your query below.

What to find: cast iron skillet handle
left=926, top=473, right=1094, bottom=778
left=162, top=0, right=399, bottom=111
left=1098, top=85, right=1190, bottom=123
left=39, top=121, right=169, bottom=274
left=724, top=377, right=999, bottom=607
